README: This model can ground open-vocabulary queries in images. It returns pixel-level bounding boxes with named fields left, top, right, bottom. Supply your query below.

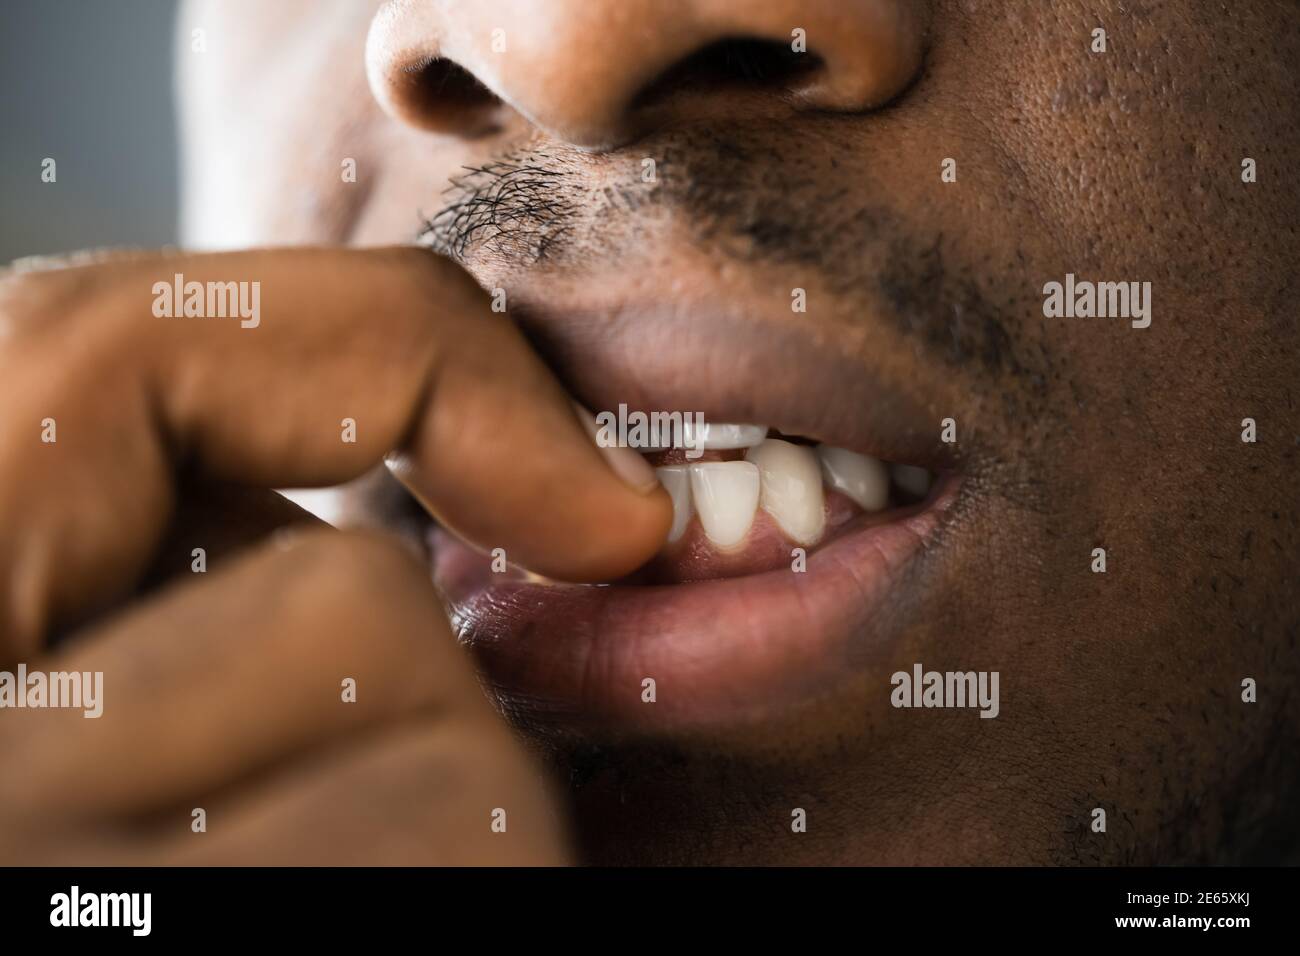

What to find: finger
left=153, top=718, right=570, bottom=865
left=45, top=481, right=327, bottom=647
left=4, top=717, right=569, bottom=866
left=0, top=247, right=670, bottom=655
left=0, top=528, right=493, bottom=824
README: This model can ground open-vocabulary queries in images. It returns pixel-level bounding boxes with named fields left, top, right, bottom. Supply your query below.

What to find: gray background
left=1, top=0, right=179, bottom=264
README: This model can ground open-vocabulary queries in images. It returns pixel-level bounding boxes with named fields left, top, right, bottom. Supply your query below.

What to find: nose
left=366, top=0, right=928, bottom=150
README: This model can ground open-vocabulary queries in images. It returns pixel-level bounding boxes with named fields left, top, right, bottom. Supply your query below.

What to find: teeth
left=890, top=463, right=932, bottom=499
left=655, top=466, right=693, bottom=543
left=688, top=461, right=760, bottom=548
left=684, top=422, right=768, bottom=450
left=650, top=432, right=935, bottom=551
left=816, top=445, right=889, bottom=512
left=744, top=439, right=826, bottom=545
left=642, top=422, right=767, bottom=453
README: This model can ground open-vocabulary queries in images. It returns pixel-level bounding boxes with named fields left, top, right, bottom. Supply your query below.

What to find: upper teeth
left=653, top=427, right=931, bottom=550
left=684, top=422, right=768, bottom=450
left=646, top=421, right=768, bottom=452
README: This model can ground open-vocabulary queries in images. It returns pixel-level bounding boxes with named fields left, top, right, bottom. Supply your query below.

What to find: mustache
left=418, top=155, right=582, bottom=264
left=418, top=124, right=876, bottom=269
left=415, top=126, right=1044, bottom=388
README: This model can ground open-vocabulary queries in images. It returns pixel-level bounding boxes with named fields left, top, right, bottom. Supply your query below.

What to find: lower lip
left=432, top=485, right=956, bottom=732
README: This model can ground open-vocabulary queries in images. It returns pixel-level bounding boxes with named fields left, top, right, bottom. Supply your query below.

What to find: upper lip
left=510, top=294, right=967, bottom=474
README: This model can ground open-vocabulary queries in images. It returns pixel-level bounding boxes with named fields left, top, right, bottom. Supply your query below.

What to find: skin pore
left=46, top=0, right=1296, bottom=865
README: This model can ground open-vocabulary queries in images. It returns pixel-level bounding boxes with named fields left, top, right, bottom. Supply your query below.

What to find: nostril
left=630, top=37, right=826, bottom=111
left=413, top=57, right=499, bottom=108
left=391, top=56, right=504, bottom=135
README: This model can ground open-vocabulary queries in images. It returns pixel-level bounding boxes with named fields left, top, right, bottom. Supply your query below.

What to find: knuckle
left=386, top=246, right=492, bottom=312
left=0, top=259, right=129, bottom=348
left=0, top=269, right=71, bottom=341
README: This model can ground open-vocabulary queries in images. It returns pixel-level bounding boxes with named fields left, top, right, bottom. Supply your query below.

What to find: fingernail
left=572, top=401, right=661, bottom=494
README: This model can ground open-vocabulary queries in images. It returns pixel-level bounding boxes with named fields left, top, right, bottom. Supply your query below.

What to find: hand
left=0, top=247, right=670, bottom=863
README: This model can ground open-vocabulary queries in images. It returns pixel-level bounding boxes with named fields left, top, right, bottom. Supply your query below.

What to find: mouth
left=426, top=290, right=967, bottom=734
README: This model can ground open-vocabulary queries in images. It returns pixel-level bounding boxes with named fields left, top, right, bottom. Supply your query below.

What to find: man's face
left=181, top=0, right=1300, bottom=864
